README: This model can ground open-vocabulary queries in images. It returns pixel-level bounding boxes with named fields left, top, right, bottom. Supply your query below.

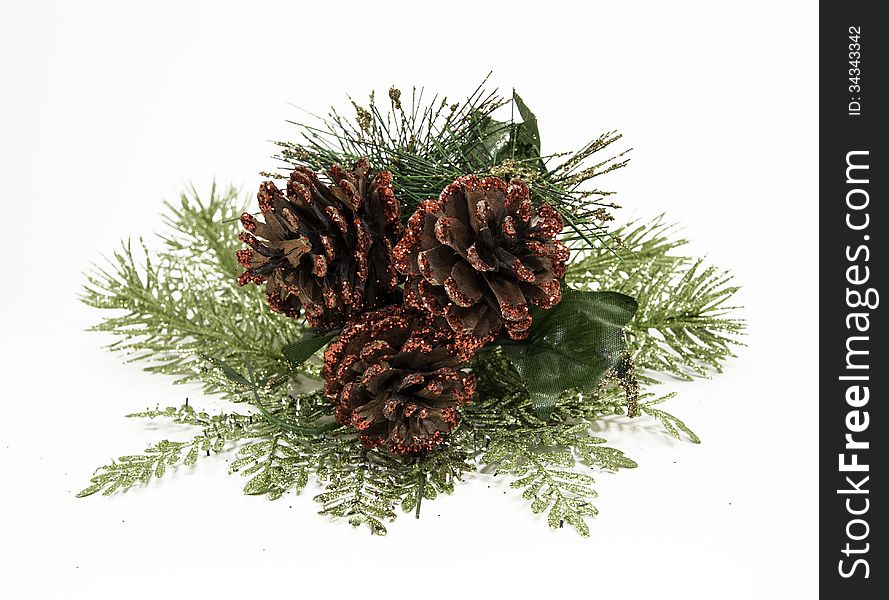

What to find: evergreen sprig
left=77, top=404, right=256, bottom=497
left=79, top=185, right=742, bottom=535
left=80, top=73, right=744, bottom=538
left=567, top=217, right=745, bottom=381
left=272, top=78, right=628, bottom=248
left=80, top=185, right=313, bottom=398
left=480, top=425, right=635, bottom=537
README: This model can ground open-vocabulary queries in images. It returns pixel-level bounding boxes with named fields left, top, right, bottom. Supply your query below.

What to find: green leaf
left=467, top=92, right=543, bottom=166
left=467, top=111, right=512, bottom=164
left=281, top=330, right=337, bottom=366
left=511, top=91, right=542, bottom=161
left=204, top=355, right=250, bottom=387
left=501, top=289, right=637, bottom=409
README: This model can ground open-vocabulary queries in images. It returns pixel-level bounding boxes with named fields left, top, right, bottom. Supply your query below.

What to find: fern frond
left=314, top=448, right=406, bottom=535
left=230, top=432, right=311, bottom=500
left=479, top=424, right=635, bottom=537
left=638, top=395, right=701, bottom=443
left=78, top=434, right=225, bottom=497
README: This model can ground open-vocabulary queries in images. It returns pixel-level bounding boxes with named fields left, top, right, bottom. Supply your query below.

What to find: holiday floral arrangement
left=79, top=80, right=744, bottom=536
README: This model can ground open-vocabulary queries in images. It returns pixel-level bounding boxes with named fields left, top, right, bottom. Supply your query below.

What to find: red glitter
left=384, top=398, right=399, bottom=418
left=417, top=280, right=445, bottom=316
left=500, top=301, right=529, bottom=322
left=424, top=379, right=443, bottom=395
left=239, top=213, right=257, bottom=233
left=512, top=259, right=536, bottom=283
left=504, top=315, right=533, bottom=340
left=359, top=434, right=383, bottom=449
left=323, top=286, right=337, bottom=308
left=441, top=407, right=460, bottom=428
left=535, top=204, right=564, bottom=237
left=373, top=170, right=401, bottom=230
left=433, top=216, right=455, bottom=246
left=360, top=339, right=392, bottom=361
left=401, top=337, right=433, bottom=355
left=238, top=231, right=258, bottom=247
left=237, top=272, right=264, bottom=286
left=466, top=244, right=495, bottom=271
left=444, top=276, right=475, bottom=307
left=312, top=254, right=327, bottom=277
left=257, top=182, right=278, bottom=214
left=324, top=206, right=348, bottom=235
left=460, top=374, right=476, bottom=403
left=236, top=249, right=253, bottom=268
left=502, top=215, right=516, bottom=236
left=505, top=178, right=528, bottom=209
left=479, top=176, right=507, bottom=194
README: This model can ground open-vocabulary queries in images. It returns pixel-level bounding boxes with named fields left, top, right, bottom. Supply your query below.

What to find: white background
left=0, top=2, right=818, bottom=598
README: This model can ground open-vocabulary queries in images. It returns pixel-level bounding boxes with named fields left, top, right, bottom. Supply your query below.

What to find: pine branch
left=273, top=80, right=628, bottom=250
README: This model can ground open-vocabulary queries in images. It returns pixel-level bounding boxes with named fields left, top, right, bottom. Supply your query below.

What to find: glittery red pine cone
left=323, top=305, right=476, bottom=455
left=393, top=175, right=569, bottom=343
left=237, top=158, right=403, bottom=329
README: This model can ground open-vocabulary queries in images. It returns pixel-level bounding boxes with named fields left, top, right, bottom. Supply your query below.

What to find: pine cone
left=237, top=158, right=403, bottom=328
left=393, top=175, right=568, bottom=343
left=323, top=306, right=476, bottom=455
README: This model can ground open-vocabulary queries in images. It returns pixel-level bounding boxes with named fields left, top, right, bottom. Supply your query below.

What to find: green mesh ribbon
left=501, top=289, right=637, bottom=415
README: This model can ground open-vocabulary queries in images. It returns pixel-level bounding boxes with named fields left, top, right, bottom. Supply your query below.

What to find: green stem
left=244, top=360, right=338, bottom=436
left=415, top=462, right=425, bottom=520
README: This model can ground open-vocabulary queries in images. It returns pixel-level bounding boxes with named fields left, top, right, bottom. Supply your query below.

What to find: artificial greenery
left=79, top=81, right=743, bottom=535
left=567, top=217, right=745, bottom=383
left=80, top=184, right=311, bottom=398
left=271, top=76, right=628, bottom=248
left=79, top=192, right=741, bottom=535
left=499, top=289, right=638, bottom=414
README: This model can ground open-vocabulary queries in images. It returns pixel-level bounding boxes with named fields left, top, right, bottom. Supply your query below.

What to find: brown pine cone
left=323, top=306, right=476, bottom=455
left=236, top=158, right=403, bottom=329
left=393, top=175, right=568, bottom=343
